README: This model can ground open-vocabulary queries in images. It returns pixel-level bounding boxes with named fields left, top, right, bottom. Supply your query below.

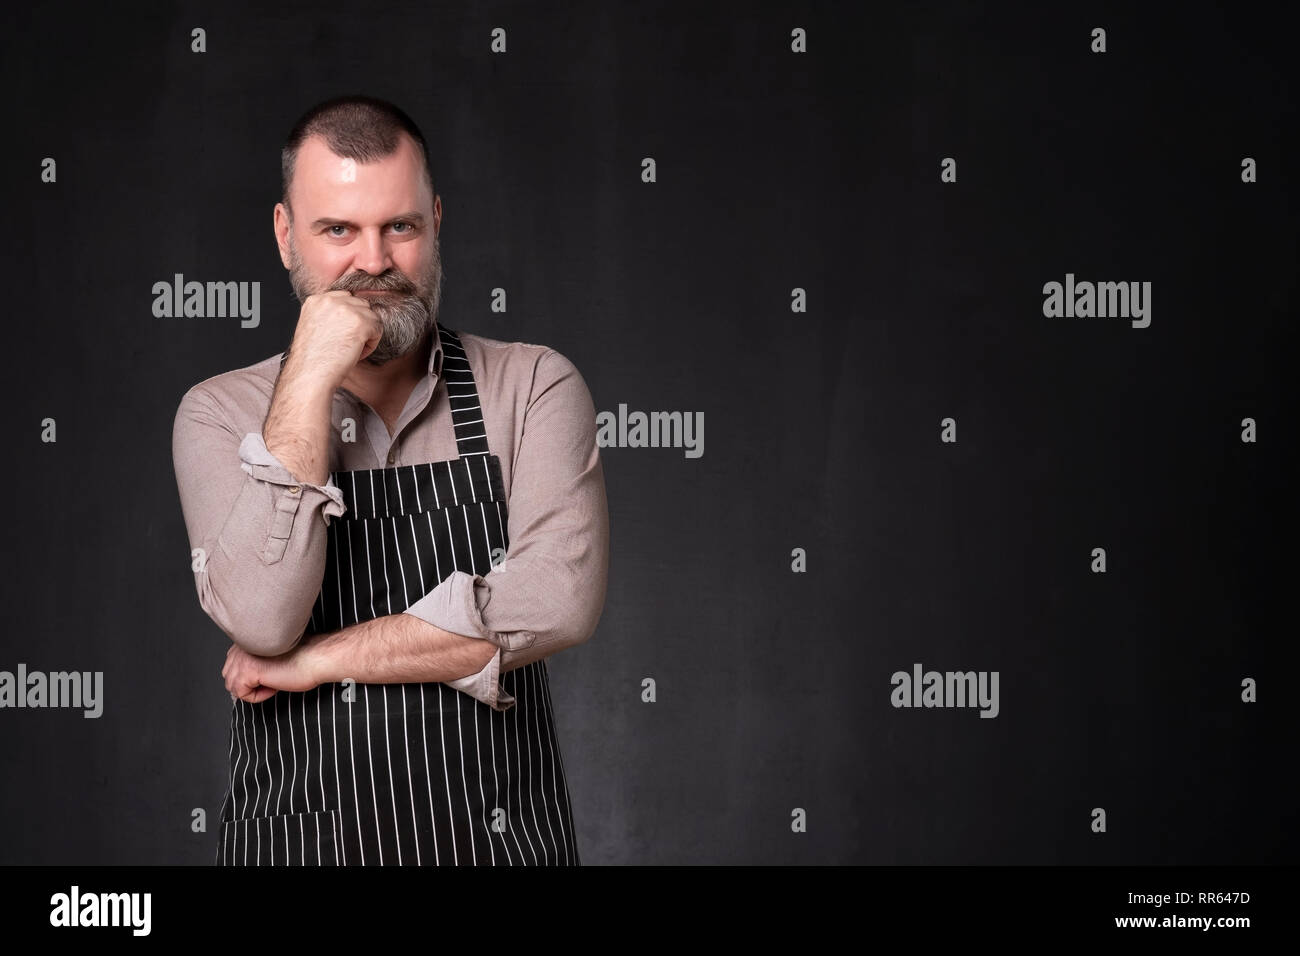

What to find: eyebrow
left=310, top=212, right=426, bottom=230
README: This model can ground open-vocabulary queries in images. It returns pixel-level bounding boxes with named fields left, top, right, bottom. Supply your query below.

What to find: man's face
left=278, top=131, right=442, bottom=367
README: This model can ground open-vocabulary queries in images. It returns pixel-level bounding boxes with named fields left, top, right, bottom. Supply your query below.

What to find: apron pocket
left=219, top=809, right=342, bottom=866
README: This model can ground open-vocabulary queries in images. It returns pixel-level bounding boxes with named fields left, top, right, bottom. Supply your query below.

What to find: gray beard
left=286, top=237, right=443, bottom=367
left=357, top=292, right=433, bottom=365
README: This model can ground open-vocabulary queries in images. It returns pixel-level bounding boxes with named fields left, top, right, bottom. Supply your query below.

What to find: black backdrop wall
left=1, top=1, right=1293, bottom=865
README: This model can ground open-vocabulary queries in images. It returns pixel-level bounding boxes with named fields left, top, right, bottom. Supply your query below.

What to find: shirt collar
left=428, top=322, right=444, bottom=379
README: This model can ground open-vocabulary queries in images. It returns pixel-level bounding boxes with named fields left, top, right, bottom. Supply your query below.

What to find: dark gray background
left=1, top=1, right=1293, bottom=864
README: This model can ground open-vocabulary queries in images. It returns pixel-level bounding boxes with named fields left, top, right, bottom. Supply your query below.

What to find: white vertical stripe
left=477, top=456, right=494, bottom=561
left=364, top=686, right=383, bottom=865
left=300, top=691, right=311, bottom=815
left=424, top=512, right=442, bottom=583
left=498, top=693, right=525, bottom=862
left=493, top=501, right=507, bottom=561
left=272, top=699, right=285, bottom=829
left=238, top=702, right=252, bottom=832
left=378, top=477, right=393, bottom=609
left=472, top=701, right=495, bottom=863
left=528, top=665, right=560, bottom=863
left=258, top=704, right=271, bottom=820
left=445, top=461, right=459, bottom=506
left=333, top=519, right=344, bottom=633
left=454, top=691, right=477, bottom=864
left=401, top=685, right=421, bottom=865
left=461, top=500, right=475, bottom=569
left=333, top=686, right=346, bottom=866
left=248, top=703, right=262, bottom=827
left=406, top=516, right=425, bottom=600
left=512, top=692, right=537, bottom=864
left=382, top=685, right=401, bottom=865
left=362, top=517, right=377, bottom=621
left=420, top=684, right=440, bottom=864
left=488, top=704, right=513, bottom=864
left=348, top=679, right=362, bottom=865
left=390, top=513, right=411, bottom=608
left=438, top=683, right=458, bottom=864
left=523, top=666, right=553, bottom=862
left=317, top=689, right=333, bottom=865
left=282, top=695, right=295, bottom=816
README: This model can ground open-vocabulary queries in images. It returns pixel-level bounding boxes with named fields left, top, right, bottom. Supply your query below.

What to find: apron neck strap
left=437, top=323, right=491, bottom=458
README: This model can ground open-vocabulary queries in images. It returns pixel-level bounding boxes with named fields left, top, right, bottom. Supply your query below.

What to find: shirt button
left=387, top=451, right=396, bottom=465
left=287, top=485, right=301, bottom=495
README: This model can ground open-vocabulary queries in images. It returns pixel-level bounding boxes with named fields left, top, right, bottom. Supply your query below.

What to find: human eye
left=326, top=224, right=349, bottom=238
left=390, top=221, right=415, bottom=234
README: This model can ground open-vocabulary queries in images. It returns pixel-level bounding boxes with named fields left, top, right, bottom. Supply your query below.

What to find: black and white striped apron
left=215, top=324, right=579, bottom=865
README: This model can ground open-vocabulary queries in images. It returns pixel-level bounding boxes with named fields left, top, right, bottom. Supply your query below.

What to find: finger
left=249, top=687, right=277, bottom=704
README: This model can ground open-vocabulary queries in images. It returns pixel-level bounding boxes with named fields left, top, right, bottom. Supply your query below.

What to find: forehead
left=291, top=131, right=431, bottom=216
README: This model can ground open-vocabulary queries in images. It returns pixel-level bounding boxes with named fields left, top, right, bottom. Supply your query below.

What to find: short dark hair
left=280, top=95, right=436, bottom=218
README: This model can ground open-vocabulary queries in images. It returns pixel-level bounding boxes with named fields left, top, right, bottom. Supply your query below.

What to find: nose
left=351, top=226, right=394, bottom=277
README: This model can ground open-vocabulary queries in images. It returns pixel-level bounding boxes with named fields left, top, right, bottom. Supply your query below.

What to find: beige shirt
left=171, top=324, right=609, bottom=712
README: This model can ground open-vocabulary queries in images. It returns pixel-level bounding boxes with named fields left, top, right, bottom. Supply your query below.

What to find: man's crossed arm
left=223, top=614, right=497, bottom=703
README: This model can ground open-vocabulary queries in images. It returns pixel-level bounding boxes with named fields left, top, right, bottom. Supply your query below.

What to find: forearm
left=301, top=613, right=499, bottom=687
left=262, top=358, right=333, bottom=486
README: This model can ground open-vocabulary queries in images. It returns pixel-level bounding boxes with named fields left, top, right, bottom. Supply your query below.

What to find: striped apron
left=215, top=324, right=580, bottom=865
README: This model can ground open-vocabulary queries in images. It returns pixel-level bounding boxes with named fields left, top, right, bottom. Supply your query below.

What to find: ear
left=273, top=202, right=291, bottom=269
left=432, top=194, right=442, bottom=237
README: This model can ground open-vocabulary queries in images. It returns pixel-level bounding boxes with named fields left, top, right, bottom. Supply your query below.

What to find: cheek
left=396, top=247, right=429, bottom=278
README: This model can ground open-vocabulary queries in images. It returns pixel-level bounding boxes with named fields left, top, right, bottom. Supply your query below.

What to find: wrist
left=296, top=632, right=335, bottom=687
left=281, top=354, right=342, bottom=401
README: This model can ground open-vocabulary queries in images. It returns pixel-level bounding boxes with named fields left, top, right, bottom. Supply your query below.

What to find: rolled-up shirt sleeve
left=403, top=347, right=609, bottom=698
left=172, top=386, right=347, bottom=656
left=442, top=646, right=513, bottom=712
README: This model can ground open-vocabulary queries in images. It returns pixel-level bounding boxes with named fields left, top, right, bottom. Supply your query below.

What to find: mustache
left=330, top=271, right=418, bottom=295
